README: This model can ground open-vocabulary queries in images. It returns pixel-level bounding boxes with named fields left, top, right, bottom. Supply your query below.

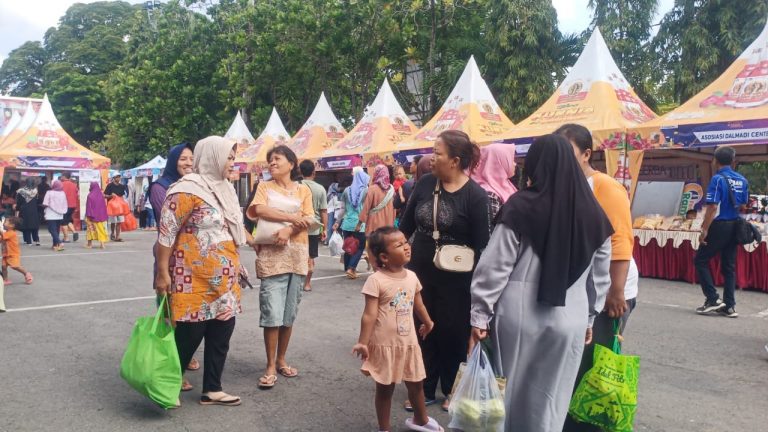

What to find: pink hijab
left=471, top=143, right=518, bottom=202
left=372, top=164, right=391, bottom=191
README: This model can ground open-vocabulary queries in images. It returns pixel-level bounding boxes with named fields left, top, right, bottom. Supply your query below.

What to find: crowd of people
left=0, top=122, right=751, bottom=430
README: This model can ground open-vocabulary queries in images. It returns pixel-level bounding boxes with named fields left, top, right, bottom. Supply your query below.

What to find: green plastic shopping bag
left=568, top=320, right=640, bottom=432
left=120, top=295, right=182, bottom=409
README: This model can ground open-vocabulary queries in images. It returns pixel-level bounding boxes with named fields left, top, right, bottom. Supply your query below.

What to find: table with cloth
left=632, top=229, right=768, bottom=293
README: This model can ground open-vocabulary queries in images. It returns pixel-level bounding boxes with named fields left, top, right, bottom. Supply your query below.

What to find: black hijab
left=497, top=134, right=613, bottom=307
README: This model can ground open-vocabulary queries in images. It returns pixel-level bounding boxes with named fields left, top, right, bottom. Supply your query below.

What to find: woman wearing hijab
left=324, top=182, right=340, bottom=245
left=150, top=142, right=200, bottom=378
left=15, top=178, right=40, bottom=246
left=42, top=180, right=68, bottom=251
left=149, top=142, right=194, bottom=222
left=356, top=164, right=396, bottom=236
left=470, top=143, right=518, bottom=233
left=469, top=134, right=614, bottom=432
left=246, top=145, right=314, bottom=389
left=85, top=182, right=109, bottom=249
left=333, top=168, right=370, bottom=279
left=155, top=136, right=253, bottom=407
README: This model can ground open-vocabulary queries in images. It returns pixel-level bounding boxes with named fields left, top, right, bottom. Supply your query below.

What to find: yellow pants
left=86, top=218, right=109, bottom=243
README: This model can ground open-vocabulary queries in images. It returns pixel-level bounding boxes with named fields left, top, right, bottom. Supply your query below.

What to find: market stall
left=235, top=107, right=291, bottom=179
left=393, top=56, right=515, bottom=164
left=0, top=95, right=111, bottom=228
left=312, top=78, right=416, bottom=170
left=287, top=92, right=346, bottom=162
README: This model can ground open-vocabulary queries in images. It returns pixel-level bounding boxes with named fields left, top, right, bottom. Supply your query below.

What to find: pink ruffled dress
left=360, top=270, right=426, bottom=384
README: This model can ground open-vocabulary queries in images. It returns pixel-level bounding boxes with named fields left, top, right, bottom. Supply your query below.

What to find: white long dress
left=470, top=224, right=612, bottom=432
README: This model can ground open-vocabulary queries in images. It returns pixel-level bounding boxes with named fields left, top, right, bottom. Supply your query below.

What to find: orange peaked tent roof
left=394, top=56, right=515, bottom=159
left=630, top=17, right=768, bottom=149
left=488, top=28, right=657, bottom=153
left=288, top=92, right=346, bottom=160
left=236, top=107, right=291, bottom=171
left=0, top=101, right=37, bottom=148
left=0, top=95, right=110, bottom=170
left=313, top=79, right=417, bottom=170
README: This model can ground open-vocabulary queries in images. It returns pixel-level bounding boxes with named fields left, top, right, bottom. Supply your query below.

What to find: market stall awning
left=0, top=94, right=110, bottom=170
left=0, top=111, right=21, bottom=141
left=288, top=92, right=347, bottom=161
left=393, top=56, right=515, bottom=163
left=0, top=101, right=37, bottom=147
left=235, top=107, right=291, bottom=172
left=313, top=79, right=416, bottom=170
left=224, top=111, right=256, bottom=158
left=487, top=28, right=657, bottom=154
left=630, top=18, right=768, bottom=149
left=123, top=155, right=166, bottom=178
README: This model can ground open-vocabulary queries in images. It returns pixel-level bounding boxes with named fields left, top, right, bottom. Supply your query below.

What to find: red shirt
left=62, top=179, right=79, bottom=208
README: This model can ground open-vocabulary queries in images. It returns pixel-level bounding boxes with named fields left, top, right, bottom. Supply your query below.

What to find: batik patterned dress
left=158, top=192, right=241, bottom=322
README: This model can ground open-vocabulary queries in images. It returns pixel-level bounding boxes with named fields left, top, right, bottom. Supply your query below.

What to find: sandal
left=405, top=416, right=443, bottom=432
left=24, top=273, right=33, bottom=285
left=258, top=374, right=278, bottom=389
left=441, top=395, right=451, bottom=412
left=277, top=365, right=298, bottom=378
left=199, top=393, right=241, bottom=406
left=187, top=358, right=200, bottom=371
left=181, top=380, right=193, bottom=392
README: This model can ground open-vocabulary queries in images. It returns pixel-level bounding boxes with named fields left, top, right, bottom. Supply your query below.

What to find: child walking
left=352, top=226, right=443, bottom=432
left=1, top=217, right=33, bottom=285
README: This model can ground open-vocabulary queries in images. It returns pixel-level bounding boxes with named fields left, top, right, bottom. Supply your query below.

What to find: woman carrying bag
left=155, top=136, right=255, bottom=407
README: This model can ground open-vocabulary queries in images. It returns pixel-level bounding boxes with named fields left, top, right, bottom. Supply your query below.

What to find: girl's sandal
left=405, top=417, right=443, bottom=432
left=258, top=374, right=277, bottom=389
left=277, top=366, right=298, bottom=378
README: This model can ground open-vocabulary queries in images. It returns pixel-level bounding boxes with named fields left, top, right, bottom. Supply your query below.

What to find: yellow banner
left=605, top=149, right=644, bottom=202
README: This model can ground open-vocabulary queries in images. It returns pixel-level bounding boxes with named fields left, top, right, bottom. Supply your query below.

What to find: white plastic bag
left=328, top=231, right=343, bottom=257
left=448, top=344, right=506, bottom=432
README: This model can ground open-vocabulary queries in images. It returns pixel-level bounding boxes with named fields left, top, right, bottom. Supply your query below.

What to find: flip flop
left=24, top=273, right=33, bottom=285
left=405, top=417, right=443, bottom=432
left=187, top=358, right=200, bottom=371
left=258, top=374, right=277, bottom=389
left=181, top=380, right=193, bottom=392
left=199, top=393, right=241, bottom=406
left=277, top=366, right=298, bottom=378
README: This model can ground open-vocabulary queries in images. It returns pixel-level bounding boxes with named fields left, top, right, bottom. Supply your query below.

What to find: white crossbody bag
left=431, top=180, right=475, bottom=273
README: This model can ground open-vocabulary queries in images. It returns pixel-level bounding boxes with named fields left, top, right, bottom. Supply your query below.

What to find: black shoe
left=696, top=298, right=725, bottom=314
left=718, top=307, right=738, bottom=318
left=73, top=233, right=79, bottom=242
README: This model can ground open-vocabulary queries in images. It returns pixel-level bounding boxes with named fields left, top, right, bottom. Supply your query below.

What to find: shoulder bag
left=719, top=175, right=761, bottom=245
left=432, top=180, right=475, bottom=273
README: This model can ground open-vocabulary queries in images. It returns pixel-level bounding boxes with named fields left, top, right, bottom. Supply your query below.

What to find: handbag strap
left=432, top=180, right=441, bottom=244
left=717, top=174, right=741, bottom=210
left=150, top=294, right=172, bottom=335
left=370, top=187, right=395, bottom=215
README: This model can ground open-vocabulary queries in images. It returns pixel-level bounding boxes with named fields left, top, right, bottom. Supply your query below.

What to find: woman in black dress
left=15, top=178, right=40, bottom=245
left=399, top=130, right=490, bottom=411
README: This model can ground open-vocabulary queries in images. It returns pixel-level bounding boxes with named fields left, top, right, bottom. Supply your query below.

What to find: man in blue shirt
left=695, top=146, right=749, bottom=318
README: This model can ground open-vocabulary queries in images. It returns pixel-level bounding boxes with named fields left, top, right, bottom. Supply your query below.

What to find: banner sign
left=662, top=119, right=768, bottom=147
left=318, top=155, right=363, bottom=171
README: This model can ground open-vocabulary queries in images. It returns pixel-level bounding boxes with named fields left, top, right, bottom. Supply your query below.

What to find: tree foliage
left=0, top=42, right=47, bottom=96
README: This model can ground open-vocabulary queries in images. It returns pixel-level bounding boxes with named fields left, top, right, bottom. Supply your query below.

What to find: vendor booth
left=627, top=19, right=768, bottom=292
left=0, top=95, right=111, bottom=228
left=312, top=79, right=416, bottom=170
left=393, top=56, right=515, bottom=164
left=1, top=102, right=38, bottom=148
left=287, top=92, right=347, bottom=162
left=235, top=107, right=291, bottom=181
left=224, top=111, right=257, bottom=204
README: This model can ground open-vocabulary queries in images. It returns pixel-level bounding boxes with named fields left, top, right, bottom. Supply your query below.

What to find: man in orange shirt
left=59, top=172, right=79, bottom=242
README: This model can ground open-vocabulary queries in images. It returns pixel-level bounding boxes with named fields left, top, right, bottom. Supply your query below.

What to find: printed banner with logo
left=605, top=149, right=644, bottom=202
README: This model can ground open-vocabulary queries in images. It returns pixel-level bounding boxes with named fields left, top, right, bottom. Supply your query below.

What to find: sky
left=0, top=0, right=676, bottom=65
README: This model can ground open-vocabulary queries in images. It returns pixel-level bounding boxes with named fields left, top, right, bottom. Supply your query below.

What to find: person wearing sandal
left=246, top=145, right=314, bottom=390
left=149, top=142, right=200, bottom=379
left=42, top=180, right=67, bottom=252
left=155, top=136, right=254, bottom=407
left=399, top=131, right=490, bottom=412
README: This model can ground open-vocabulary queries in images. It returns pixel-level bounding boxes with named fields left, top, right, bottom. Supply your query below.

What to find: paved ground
left=1, top=231, right=767, bottom=432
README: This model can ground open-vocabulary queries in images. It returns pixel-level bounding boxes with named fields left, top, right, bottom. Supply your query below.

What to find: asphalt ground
left=1, top=230, right=767, bottom=431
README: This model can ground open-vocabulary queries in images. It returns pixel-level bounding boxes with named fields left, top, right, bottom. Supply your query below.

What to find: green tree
left=105, top=1, right=225, bottom=166
left=483, top=0, right=580, bottom=122
left=588, top=0, right=658, bottom=109
left=653, top=0, right=768, bottom=104
left=0, top=41, right=48, bottom=96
